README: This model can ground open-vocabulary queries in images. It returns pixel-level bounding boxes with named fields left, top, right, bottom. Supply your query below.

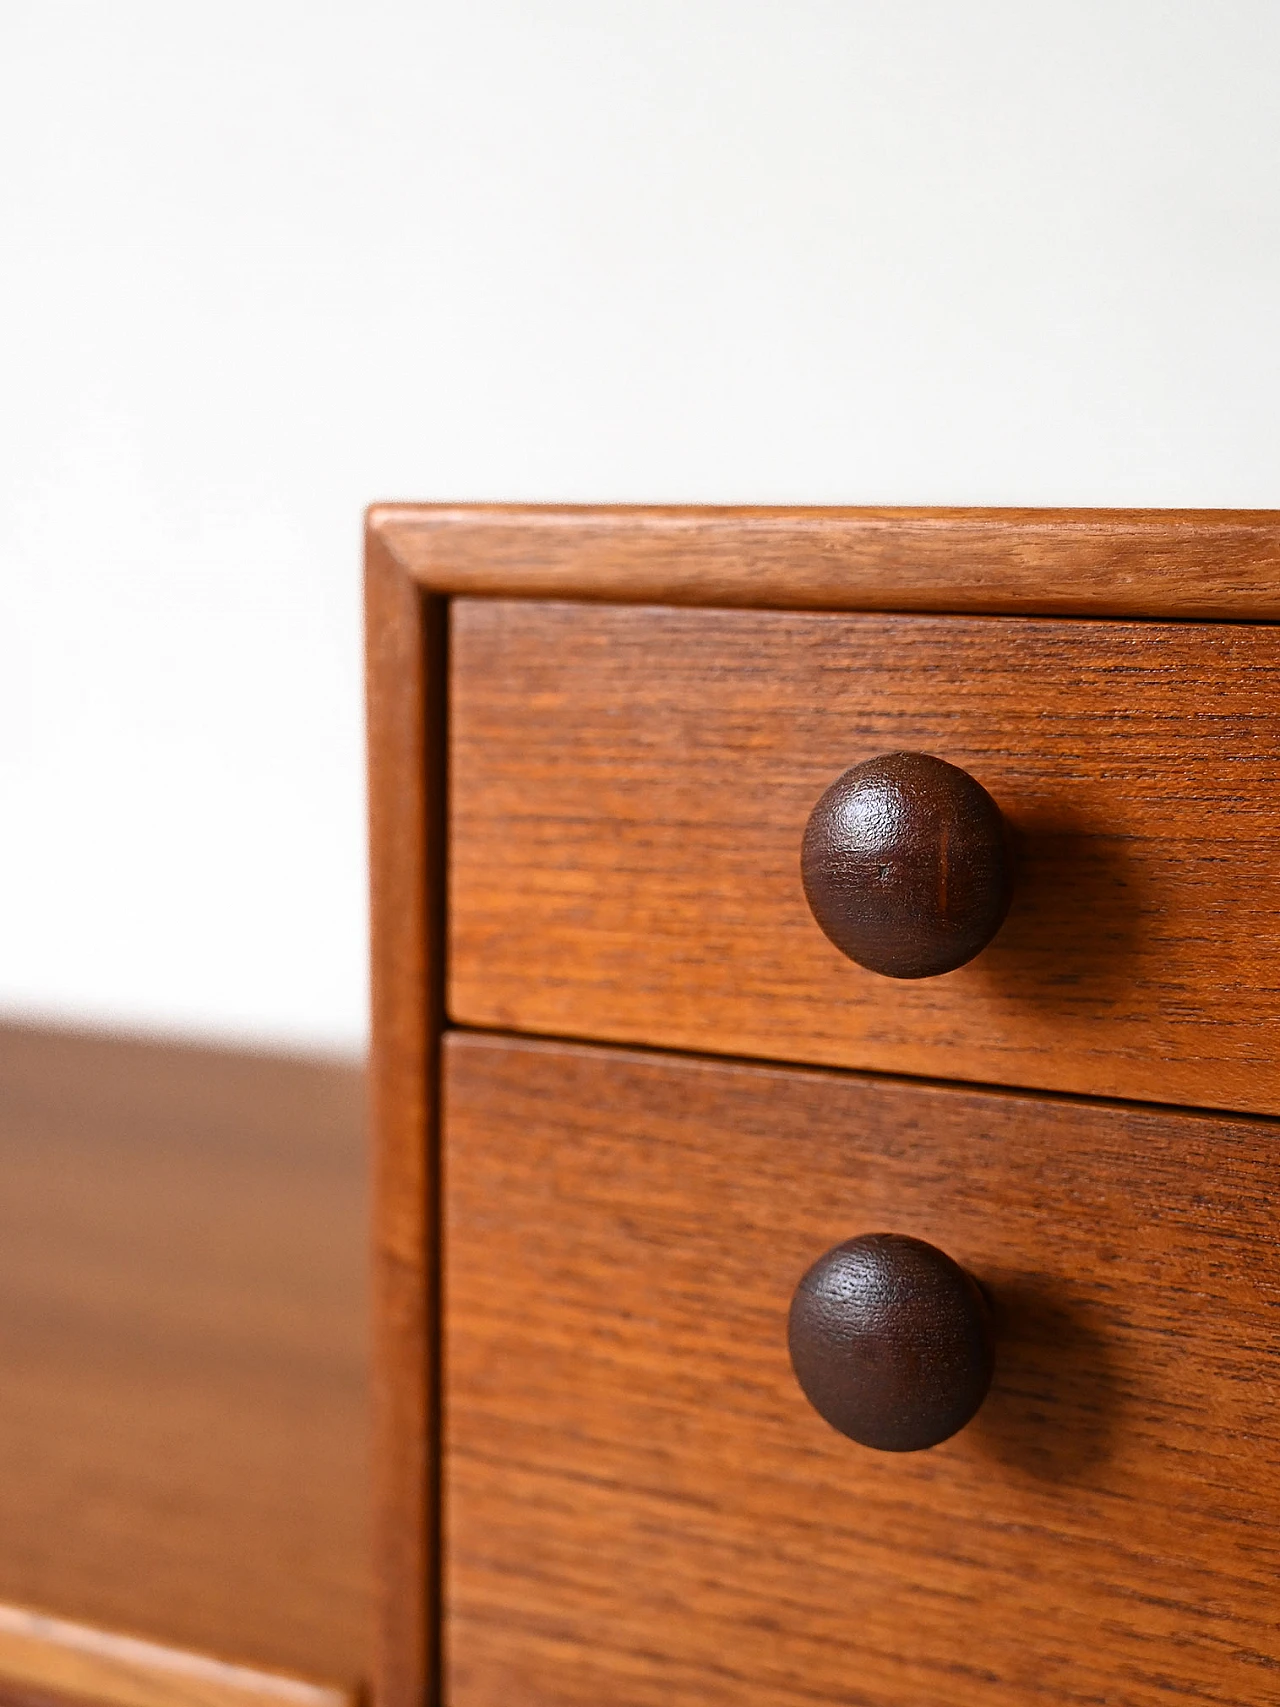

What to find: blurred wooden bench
left=0, top=1026, right=369, bottom=1707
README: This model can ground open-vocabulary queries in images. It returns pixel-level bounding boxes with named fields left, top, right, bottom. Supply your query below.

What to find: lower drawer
left=443, top=1033, right=1280, bottom=1707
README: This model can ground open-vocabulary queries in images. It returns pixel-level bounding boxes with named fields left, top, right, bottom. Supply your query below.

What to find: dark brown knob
left=787, top=1232, right=994, bottom=1452
left=800, top=751, right=1012, bottom=979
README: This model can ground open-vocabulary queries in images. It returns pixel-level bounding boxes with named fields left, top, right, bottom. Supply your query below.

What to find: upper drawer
left=449, top=599, right=1280, bottom=1115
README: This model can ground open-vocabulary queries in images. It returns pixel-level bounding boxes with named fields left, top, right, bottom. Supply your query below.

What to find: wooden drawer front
left=444, top=1032, right=1280, bottom=1707
left=450, top=600, right=1280, bottom=1116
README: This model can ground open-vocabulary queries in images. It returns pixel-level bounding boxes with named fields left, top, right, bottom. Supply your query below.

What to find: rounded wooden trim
left=0, top=1604, right=351, bottom=1707
left=367, top=503, right=1280, bottom=621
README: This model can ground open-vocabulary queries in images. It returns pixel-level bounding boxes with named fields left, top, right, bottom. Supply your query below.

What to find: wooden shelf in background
left=0, top=1026, right=370, bottom=1697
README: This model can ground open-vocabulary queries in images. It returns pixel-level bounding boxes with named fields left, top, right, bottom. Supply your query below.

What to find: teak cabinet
left=366, top=507, right=1280, bottom=1707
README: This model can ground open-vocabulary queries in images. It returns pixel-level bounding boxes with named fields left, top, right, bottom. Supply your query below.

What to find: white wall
left=3, top=1, right=1279, bottom=1054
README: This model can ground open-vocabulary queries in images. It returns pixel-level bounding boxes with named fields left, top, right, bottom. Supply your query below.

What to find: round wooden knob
left=787, top=1232, right=994, bottom=1452
left=800, top=751, right=1012, bottom=979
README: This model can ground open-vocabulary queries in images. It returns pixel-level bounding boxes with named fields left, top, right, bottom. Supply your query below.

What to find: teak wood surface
left=369, top=504, right=1280, bottom=620
left=0, top=1606, right=349, bottom=1707
left=0, top=1026, right=369, bottom=1692
left=451, top=598, right=1280, bottom=1116
left=365, top=537, right=444, bottom=1707
left=444, top=1031, right=1280, bottom=1707
left=364, top=504, right=1280, bottom=1707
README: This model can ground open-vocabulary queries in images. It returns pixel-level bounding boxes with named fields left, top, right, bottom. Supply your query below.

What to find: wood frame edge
left=365, top=521, right=446, bottom=1707
left=0, top=1603, right=352, bottom=1707
left=366, top=503, right=1280, bottom=620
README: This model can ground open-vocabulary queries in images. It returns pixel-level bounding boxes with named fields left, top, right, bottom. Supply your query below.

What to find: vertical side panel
left=365, top=523, right=446, bottom=1707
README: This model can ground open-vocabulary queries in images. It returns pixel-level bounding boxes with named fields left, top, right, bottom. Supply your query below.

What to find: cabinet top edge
left=366, top=503, right=1280, bottom=620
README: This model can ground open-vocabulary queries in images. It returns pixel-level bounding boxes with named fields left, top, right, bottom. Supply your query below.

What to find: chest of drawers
left=366, top=506, right=1280, bottom=1707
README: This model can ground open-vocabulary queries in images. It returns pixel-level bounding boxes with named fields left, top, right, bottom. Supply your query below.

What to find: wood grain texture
left=0, top=1026, right=368, bottom=1688
left=450, top=599, right=1280, bottom=1115
left=443, top=1031, right=1280, bottom=1707
left=364, top=529, right=445, bottom=1707
left=0, top=1605, right=351, bottom=1707
left=370, top=504, right=1280, bottom=619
